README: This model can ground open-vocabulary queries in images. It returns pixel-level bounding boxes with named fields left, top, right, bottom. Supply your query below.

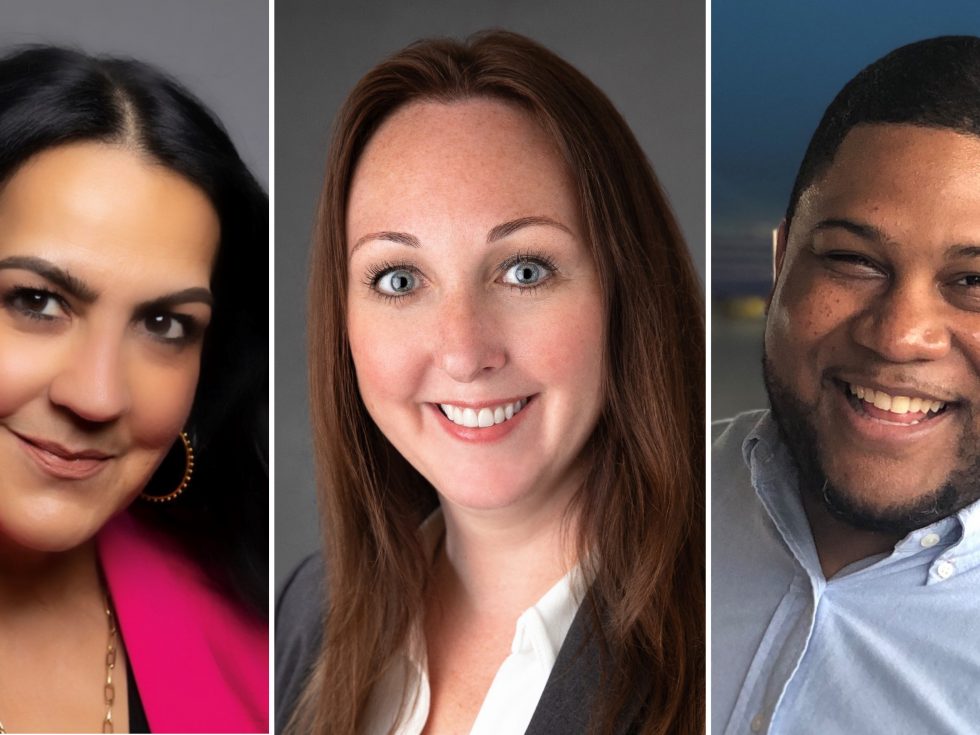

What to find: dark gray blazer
left=274, top=555, right=646, bottom=734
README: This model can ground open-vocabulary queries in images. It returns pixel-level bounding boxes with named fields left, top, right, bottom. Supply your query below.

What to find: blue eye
left=501, top=258, right=554, bottom=288
left=375, top=268, right=417, bottom=296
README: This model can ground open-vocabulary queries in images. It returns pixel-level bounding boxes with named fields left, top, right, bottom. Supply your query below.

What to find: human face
left=346, top=99, right=605, bottom=516
left=765, top=124, right=980, bottom=532
left=0, top=142, right=218, bottom=553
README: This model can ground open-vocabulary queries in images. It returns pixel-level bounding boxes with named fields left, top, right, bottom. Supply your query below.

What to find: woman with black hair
left=0, top=46, right=268, bottom=733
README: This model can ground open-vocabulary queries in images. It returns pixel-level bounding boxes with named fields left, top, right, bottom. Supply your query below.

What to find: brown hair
left=296, top=30, right=704, bottom=735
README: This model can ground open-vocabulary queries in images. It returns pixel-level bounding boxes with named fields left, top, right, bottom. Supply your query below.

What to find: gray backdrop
left=0, top=0, right=269, bottom=186
left=275, top=0, right=706, bottom=586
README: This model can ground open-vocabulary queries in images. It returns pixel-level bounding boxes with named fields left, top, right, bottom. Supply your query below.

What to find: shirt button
left=937, top=560, right=955, bottom=579
left=921, top=533, right=940, bottom=548
left=751, top=713, right=765, bottom=732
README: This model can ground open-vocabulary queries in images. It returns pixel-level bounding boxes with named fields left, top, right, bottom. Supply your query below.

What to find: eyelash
left=363, top=251, right=561, bottom=302
left=2, top=285, right=203, bottom=346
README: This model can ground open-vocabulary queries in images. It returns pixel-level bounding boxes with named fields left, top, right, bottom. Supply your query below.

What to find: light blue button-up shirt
left=712, top=411, right=980, bottom=735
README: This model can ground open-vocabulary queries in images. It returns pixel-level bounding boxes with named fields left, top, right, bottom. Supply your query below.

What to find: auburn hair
left=296, top=30, right=704, bottom=734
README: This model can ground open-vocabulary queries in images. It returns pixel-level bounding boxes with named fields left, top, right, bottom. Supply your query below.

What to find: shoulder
left=711, top=408, right=769, bottom=448
left=712, top=410, right=768, bottom=485
left=711, top=410, right=774, bottom=536
left=528, top=597, right=648, bottom=735
left=275, top=553, right=326, bottom=732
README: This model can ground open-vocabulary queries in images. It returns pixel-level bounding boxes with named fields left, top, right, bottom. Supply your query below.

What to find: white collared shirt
left=362, top=510, right=585, bottom=735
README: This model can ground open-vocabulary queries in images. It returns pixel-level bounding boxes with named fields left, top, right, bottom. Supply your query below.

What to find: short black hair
left=0, top=45, right=268, bottom=615
left=786, top=35, right=980, bottom=224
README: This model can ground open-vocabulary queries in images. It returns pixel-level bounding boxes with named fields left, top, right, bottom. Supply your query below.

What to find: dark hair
left=0, top=45, right=268, bottom=615
left=786, top=35, right=980, bottom=224
left=299, top=31, right=703, bottom=735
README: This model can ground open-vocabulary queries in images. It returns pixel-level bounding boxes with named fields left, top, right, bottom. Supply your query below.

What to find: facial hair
left=762, top=351, right=980, bottom=536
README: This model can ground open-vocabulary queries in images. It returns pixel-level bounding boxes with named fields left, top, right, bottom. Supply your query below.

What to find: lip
left=11, top=430, right=113, bottom=480
left=430, top=395, right=534, bottom=443
left=830, top=379, right=958, bottom=447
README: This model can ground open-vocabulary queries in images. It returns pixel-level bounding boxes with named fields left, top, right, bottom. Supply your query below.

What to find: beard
left=762, top=351, right=980, bottom=536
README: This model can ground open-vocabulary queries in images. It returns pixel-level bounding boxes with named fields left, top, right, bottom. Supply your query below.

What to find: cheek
left=512, top=291, right=605, bottom=402
left=0, top=332, right=60, bottom=417
left=348, top=305, right=425, bottom=412
left=767, top=273, right=859, bottom=363
left=128, top=359, right=201, bottom=448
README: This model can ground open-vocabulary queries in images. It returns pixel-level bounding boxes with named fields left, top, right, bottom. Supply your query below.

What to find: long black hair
left=0, top=45, right=268, bottom=615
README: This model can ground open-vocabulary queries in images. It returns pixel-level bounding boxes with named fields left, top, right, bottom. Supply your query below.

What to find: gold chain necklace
left=0, top=594, right=118, bottom=734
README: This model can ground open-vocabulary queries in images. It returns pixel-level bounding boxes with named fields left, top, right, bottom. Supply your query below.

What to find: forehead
left=792, top=124, right=980, bottom=252
left=0, top=142, right=219, bottom=287
left=346, top=98, right=578, bottom=238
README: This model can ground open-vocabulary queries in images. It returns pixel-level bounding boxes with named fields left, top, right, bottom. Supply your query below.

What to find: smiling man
left=713, top=36, right=980, bottom=735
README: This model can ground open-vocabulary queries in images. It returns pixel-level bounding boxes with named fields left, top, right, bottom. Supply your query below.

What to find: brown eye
left=141, top=313, right=187, bottom=341
left=6, top=288, right=66, bottom=319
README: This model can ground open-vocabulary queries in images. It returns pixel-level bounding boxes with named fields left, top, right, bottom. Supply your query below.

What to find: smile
left=12, top=431, right=113, bottom=481
left=438, top=398, right=529, bottom=428
left=847, top=383, right=949, bottom=422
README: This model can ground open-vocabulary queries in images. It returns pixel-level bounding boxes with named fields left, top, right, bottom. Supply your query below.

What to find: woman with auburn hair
left=0, top=46, right=268, bottom=732
left=276, top=30, right=703, bottom=735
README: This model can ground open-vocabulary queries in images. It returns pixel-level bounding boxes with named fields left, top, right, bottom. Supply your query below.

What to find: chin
left=818, top=474, right=963, bottom=536
left=0, top=495, right=115, bottom=554
left=422, top=465, right=542, bottom=511
left=763, top=354, right=980, bottom=535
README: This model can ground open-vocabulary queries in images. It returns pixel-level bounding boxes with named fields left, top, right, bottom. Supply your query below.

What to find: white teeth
left=848, top=384, right=946, bottom=416
left=890, top=396, right=910, bottom=414
left=439, top=398, right=530, bottom=428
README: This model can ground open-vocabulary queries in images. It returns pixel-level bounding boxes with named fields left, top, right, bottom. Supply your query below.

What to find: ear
left=766, top=219, right=789, bottom=311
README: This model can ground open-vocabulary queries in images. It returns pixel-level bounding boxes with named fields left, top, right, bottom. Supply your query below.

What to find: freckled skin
left=765, top=124, right=980, bottom=529
left=346, top=100, right=605, bottom=516
left=0, top=142, right=218, bottom=553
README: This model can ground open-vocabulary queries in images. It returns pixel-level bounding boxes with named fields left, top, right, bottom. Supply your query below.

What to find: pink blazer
left=98, top=512, right=268, bottom=733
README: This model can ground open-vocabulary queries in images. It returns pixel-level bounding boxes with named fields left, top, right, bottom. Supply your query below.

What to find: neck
left=800, top=487, right=902, bottom=579
left=437, top=487, right=580, bottom=619
left=0, top=537, right=102, bottom=611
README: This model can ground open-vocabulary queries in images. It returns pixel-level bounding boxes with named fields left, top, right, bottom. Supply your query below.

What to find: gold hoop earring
left=140, top=431, right=195, bottom=503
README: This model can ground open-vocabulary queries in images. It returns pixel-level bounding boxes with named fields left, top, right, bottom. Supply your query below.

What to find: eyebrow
left=351, top=215, right=573, bottom=253
left=487, top=216, right=573, bottom=243
left=946, top=245, right=980, bottom=259
left=0, top=255, right=99, bottom=302
left=136, top=288, right=214, bottom=312
left=0, top=255, right=213, bottom=308
left=814, top=219, right=980, bottom=259
left=813, top=218, right=888, bottom=243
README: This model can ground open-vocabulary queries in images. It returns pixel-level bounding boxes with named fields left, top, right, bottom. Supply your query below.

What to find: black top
left=126, top=658, right=150, bottom=733
left=274, top=553, right=649, bottom=735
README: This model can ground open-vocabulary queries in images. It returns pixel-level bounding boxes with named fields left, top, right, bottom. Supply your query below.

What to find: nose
left=48, top=326, right=130, bottom=423
left=435, top=292, right=507, bottom=382
left=850, top=280, right=951, bottom=363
